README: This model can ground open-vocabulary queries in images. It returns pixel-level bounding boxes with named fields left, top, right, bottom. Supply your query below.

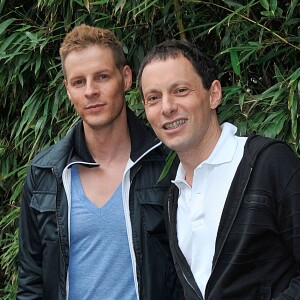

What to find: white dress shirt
left=173, top=122, right=247, bottom=296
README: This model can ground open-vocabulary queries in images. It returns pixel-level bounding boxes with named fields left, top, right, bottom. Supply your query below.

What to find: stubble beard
left=89, top=98, right=126, bottom=131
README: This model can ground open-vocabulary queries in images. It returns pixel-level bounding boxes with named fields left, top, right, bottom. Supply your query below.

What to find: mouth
left=163, top=119, right=187, bottom=130
left=86, top=103, right=105, bottom=109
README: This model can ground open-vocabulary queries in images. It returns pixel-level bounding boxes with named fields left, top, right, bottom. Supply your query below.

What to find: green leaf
left=287, top=0, right=299, bottom=20
left=263, top=113, right=287, bottom=138
left=238, top=93, right=245, bottom=109
left=25, top=31, right=39, bottom=47
left=274, top=7, right=283, bottom=17
left=0, top=18, right=16, bottom=36
left=52, top=85, right=63, bottom=121
left=222, top=1, right=243, bottom=8
left=273, top=64, right=284, bottom=81
left=18, top=73, right=24, bottom=87
left=114, top=0, right=126, bottom=13
left=230, top=49, right=240, bottom=76
left=35, top=115, right=47, bottom=138
left=157, top=150, right=177, bottom=183
left=288, top=68, right=300, bottom=82
left=132, top=0, right=159, bottom=18
left=270, top=0, right=277, bottom=12
left=261, top=11, right=274, bottom=17
left=0, top=0, right=6, bottom=15
left=16, top=25, right=32, bottom=32
left=34, top=55, right=41, bottom=76
left=259, top=0, right=269, bottom=10
left=288, top=83, right=298, bottom=139
left=0, top=32, right=18, bottom=54
left=284, top=18, right=300, bottom=26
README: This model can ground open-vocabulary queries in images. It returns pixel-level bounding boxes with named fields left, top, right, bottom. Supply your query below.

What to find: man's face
left=141, top=54, right=221, bottom=154
left=64, top=45, right=132, bottom=132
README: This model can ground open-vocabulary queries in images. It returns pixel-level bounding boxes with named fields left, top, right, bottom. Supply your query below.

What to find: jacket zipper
left=131, top=165, right=142, bottom=298
left=52, top=167, right=67, bottom=299
left=176, top=253, right=203, bottom=299
left=168, top=196, right=203, bottom=300
left=52, top=167, right=65, bottom=264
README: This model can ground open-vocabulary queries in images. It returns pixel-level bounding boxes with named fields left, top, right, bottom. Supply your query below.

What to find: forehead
left=64, top=45, right=117, bottom=78
left=65, top=45, right=114, bottom=64
left=141, top=55, right=201, bottom=88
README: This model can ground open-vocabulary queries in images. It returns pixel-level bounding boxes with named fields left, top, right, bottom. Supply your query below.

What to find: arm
left=17, top=166, right=43, bottom=300
left=274, top=148, right=300, bottom=299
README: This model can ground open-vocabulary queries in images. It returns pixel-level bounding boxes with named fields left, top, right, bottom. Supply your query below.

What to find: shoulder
left=244, top=135, right=299, bottom=166
left=244, top=135, right=300, bottom=185
left=30, top=126, right=76, bottom=167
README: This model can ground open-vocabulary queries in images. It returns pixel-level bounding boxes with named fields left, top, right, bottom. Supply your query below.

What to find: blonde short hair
left=59, top=24, right=126, bottom=78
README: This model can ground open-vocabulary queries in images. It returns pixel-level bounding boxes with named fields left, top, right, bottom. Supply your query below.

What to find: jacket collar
left=71, top=106, right=161, bottom=164
left=72, top=121, right=95, bottom=164
left=126, top=107, right=161, bottom=162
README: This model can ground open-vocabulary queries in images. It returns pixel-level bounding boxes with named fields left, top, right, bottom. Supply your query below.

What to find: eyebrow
left=169, top=81, right=189, bottom=89
left=144, top=81, right=190, bottom=94
left=143, top=87, right=160, bottom=95
left=68, top=69, right=111, bottom=80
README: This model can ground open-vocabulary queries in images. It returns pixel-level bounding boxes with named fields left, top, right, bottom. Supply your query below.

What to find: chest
left=76, top=163, right=126, bottom=207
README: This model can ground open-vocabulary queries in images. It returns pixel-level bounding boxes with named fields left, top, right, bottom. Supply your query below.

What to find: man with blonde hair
left=17, top=25, right=182, bottom=300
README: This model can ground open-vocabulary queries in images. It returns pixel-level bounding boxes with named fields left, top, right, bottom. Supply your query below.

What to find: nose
left=85, top=80, right=99, bottom=98
left=161, top=94, right=177, bottom=116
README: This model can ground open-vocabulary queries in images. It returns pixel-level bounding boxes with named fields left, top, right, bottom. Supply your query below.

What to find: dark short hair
left=137, top=39, right=218, bottom=98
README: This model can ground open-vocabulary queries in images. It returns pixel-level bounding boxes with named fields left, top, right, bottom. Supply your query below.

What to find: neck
left=179, top=121, right=222, bottom=186
left=83, top=114, right=131, bottom=166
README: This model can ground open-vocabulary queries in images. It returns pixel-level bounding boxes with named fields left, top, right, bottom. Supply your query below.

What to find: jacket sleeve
left=17, top=166, right=43, bottom=299
left=274, top=147, right=300, bottom=299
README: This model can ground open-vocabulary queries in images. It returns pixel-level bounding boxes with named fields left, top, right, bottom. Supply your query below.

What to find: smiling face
left=64, top=45, right=132, bottom=132
left=141, top=54, right=222, bottom=156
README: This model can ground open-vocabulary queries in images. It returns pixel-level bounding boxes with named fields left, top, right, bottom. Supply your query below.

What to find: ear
left=123, top=65, right=132, bottom=92
left=209, top=80, right=222, bottom=110
left=64, top=79, right=72, bottom=102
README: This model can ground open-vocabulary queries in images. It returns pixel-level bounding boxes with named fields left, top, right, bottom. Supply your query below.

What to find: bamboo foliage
left=0, top=0, right=299, bottom=297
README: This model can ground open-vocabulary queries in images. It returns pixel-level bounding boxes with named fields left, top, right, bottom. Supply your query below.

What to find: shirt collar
left=173, top=122, right=238, bottom=184
left=204, top=122, right=238, bottom=166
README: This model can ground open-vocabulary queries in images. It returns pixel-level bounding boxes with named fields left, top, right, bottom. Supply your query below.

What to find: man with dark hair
left=17, top=26, right=182, bottom=300
left=138, top=39, right=300, bottom=299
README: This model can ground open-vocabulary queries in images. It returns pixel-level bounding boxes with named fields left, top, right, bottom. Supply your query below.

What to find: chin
left=161, top=141, right=178, bottom=151
left=159, top=135, right=179, bottom=148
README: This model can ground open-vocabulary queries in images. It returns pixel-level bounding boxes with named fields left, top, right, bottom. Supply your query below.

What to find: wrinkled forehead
left=142, top=53, right=198, bottom=82
left=142, top=55, right=202, bottom=85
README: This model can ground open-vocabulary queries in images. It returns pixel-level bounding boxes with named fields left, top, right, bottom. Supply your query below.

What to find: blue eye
left=97, top=74, right=108, bottom=80
left=73, top=79, right=84, bottom=86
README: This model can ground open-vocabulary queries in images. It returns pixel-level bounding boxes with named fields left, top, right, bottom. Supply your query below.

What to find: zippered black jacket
left=165, top=135, right=300, bottom=299
left=17, top=108, right=183, bottom=300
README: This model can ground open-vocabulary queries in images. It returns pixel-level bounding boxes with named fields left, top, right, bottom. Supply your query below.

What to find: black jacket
left=17, top=108, right=183, bottom=300
left=166, top=135, right=300, bottom=300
